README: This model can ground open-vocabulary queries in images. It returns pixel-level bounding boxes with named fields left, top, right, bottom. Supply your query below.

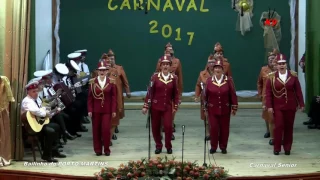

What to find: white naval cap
left=70, top=60, right=80, bottom=71
left=74, top=49, right=87, bottom=53
left=28, top=77, right=42, bottom=84
left=25, top=81, right=39, bottom=90
left=67, top=52, right=82, bottom=60
left=34, top=70, right=52, bottom=78
left=55, top=63, right=69, bottom=75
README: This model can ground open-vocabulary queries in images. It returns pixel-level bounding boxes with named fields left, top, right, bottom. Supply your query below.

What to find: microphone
left=182, top=125, right=185, bottom=135
left=181, top=125, right=186, bottom=179
left=138, top=0, right=142, bottom=10
left=200, top=82, right=204, bottom=90
left=144, top=3, right=148, bottom=14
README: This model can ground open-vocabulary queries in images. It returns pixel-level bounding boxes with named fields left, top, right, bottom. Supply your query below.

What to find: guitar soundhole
left=37, top=118, right=45, bottom=125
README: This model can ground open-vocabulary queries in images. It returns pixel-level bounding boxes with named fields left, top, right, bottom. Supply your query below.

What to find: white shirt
left=279, top=70, right=288, bottom=82
left=98, top=76, right=106, bottom=88
left=162, top=72, right=170, bottom=81
left=77, top=62, right=90, bottom=75
left=62, top=76, right=72, bottom=88
left=21, top=95, right=47, bottom=117
left=213, top=75, right=224, bottom=85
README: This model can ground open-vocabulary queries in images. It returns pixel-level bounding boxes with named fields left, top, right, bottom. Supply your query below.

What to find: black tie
left=34, top=100, right=40, bottom=108
left=81, top=64, right=84, bottom=71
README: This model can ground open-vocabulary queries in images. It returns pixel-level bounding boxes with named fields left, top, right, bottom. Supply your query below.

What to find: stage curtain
left=305, top=0, right=320, bottom=111
left=1, top=0, right=31, bottom=160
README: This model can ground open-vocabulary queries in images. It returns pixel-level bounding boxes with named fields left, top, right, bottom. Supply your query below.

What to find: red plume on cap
left=97, top=61, right=110, bottom=70
left=160, top=55, right=171, bottom=63
left=276, top=54, right=287, bottom=63
left=214, top=42, right=223, bottom=52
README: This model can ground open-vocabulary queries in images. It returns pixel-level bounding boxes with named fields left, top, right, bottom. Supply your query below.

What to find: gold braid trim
left=91, top=83, right=109, bottom=107
left=270, top=75, right=287, bottom=102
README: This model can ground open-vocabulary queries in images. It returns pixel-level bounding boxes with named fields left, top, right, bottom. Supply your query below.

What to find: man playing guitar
left=34, top=70, right=77, bottom=144
left=21, top=81, right=65, bottom=162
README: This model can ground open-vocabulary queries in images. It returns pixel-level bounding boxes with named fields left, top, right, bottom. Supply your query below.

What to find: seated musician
left=52, top=63, right=83, bottom=138
left=34, top=70, right=76, bottom=144
left=31, top=75, right=67, bottom=156
left=21, top=81, right=66, bottom=162
left=63, top=59, right=88, bottom=135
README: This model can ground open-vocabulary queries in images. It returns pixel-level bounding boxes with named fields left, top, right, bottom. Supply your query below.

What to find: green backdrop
left=306, top=0, right=320, bottom=111
left=59, top=0, right=291, bottom=92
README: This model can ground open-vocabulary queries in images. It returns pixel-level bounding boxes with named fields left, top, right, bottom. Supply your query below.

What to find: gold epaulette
left=267, top=71, right=276, bottom=78
left=89, top=78, right=95, bottom=84
left=290, top=70, right=297, bottom=77
left=109, top=77, right=116, bottom=84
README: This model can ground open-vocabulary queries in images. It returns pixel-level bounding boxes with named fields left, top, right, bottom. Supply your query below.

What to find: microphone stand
left=146, top=79, right=154, bottom=160
left=181, top=125, right=185, bottom=179
left=201, top=82, right=208, bottom=167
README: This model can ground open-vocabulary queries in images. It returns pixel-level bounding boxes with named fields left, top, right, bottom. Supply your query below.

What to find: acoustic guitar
left=21, top=107, right=59, bottom=134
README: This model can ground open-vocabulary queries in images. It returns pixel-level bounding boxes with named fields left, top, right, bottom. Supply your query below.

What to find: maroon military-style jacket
left=265, top=70, right=304, bottom=110
left=155, top=58, right=183, bottom=97
left=87, top=77, right=117, bottom=114
left=205, top=75, right=238, bottom=115
left=143, top=73, right=180, bottom=111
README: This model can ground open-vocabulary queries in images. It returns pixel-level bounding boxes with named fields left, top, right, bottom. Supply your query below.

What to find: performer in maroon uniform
left=205, top=58, right=238, bottom=154
left=142, top=55, right=180, bottom=154
left=266, top=54, right=304, bottom=155
left=87, top=61, right=117, bottom=156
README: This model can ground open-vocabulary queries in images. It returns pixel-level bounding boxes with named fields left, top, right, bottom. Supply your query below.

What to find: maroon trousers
left=151, top=108, right=173, bottom=150
left=273, top=110, right=296, bottom=152
left=208, top=113, right=231, bottom=150
left=92, top=113, right=112, bottom=154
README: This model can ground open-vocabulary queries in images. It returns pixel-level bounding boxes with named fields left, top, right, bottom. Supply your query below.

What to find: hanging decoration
left=259, top=8, right=282, bottom=51
left=232, top=0, right=254, bottom=36
left=138, top=0, right=148, bottom=14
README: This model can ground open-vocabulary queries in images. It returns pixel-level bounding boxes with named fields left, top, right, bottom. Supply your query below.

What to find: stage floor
left=2, top=109, right=320, bottom=178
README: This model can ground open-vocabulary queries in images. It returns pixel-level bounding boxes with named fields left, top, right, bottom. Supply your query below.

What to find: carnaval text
left=107, top=0, right=209, bottom=12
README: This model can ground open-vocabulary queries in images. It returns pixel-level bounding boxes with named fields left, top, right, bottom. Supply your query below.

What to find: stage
left=1, top=108, right=320, bottom=179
